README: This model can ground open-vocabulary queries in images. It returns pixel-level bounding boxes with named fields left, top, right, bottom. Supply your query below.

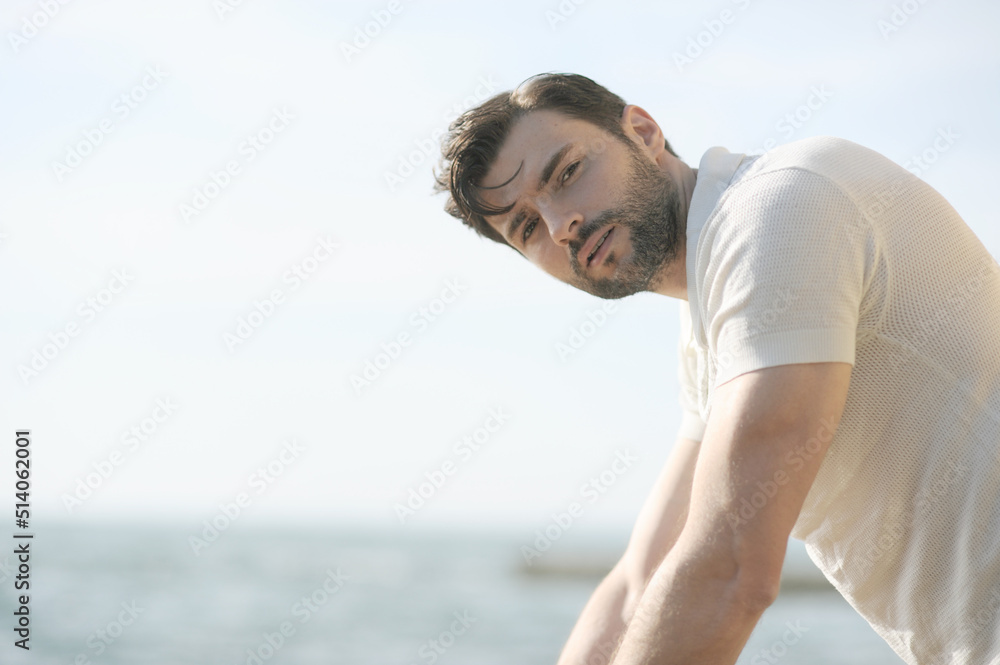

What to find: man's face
left=479, top=109, right=685, bottom=299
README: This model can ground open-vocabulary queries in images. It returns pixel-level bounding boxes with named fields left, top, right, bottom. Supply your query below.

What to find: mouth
left=583, top=226, right=614, bottom=268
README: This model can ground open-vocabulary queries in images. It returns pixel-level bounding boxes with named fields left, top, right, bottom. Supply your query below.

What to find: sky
left=2, top=0, right=998, bottom=537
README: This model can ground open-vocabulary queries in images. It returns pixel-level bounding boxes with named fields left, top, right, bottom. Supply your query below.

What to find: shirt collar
left=685, top=147, right=748, bottom=339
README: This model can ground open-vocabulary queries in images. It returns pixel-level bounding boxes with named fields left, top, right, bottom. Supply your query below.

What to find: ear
left=620, top=104, right=666, bottom=159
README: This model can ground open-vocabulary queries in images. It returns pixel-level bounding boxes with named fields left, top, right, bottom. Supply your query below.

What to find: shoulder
left=701, top=161, right=866, bottom=264
left=730, top=136, right=909, bottom=209
left=749, top=135, right=897, bottom=176
left=699, top=136, right=891, bottom=251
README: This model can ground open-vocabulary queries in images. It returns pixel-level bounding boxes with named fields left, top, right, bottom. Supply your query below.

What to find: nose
left=536, top=193, right=583, bottom=247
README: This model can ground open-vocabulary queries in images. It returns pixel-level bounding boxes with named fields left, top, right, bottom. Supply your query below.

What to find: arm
left=610, top=361, right=852, bottom=665
left=556, top=435, right=701, bottom=665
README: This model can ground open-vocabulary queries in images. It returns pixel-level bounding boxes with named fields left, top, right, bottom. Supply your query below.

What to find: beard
left=567, top=146, right=684, bottom=300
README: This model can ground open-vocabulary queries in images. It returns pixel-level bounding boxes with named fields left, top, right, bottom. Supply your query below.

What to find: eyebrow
left=504, top=143, right=573, bottom=244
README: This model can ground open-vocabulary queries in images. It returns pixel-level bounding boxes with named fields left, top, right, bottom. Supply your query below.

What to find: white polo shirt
left=677, top=136, right=1000, bottom=665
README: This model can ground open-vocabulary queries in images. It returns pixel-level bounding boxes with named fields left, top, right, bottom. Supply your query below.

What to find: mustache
left=569, top=209, right=624, bottom=261
left=570, top=164, right=674, bottom=259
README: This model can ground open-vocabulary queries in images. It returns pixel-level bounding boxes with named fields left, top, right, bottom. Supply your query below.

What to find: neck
left=650, top=162, right=697, bottom=300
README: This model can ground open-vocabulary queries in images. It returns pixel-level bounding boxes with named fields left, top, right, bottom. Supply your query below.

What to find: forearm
left=559, top=436, right=700, bottom=665
left=609, top=544, right=773, bottom=665
left=556, top=562, right=630, bottom=665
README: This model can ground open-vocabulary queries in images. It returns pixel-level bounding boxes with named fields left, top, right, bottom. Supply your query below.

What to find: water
left=0, top=522, right=905, bottom=664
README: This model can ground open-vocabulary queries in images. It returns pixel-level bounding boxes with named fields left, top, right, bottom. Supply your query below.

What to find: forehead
left=479, top=110, right=608, bottom=210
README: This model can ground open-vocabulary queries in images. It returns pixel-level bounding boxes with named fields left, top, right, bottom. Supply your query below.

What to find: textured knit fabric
left=677, top=136, right=1000, bottom=665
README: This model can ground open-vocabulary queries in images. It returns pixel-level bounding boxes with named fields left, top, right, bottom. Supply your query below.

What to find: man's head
left=434, top=73, right=691, bottom=299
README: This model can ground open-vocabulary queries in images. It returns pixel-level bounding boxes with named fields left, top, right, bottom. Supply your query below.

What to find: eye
left=561, top=160, right=580, bottom=185
left=522, top=217, right=538, bottom=244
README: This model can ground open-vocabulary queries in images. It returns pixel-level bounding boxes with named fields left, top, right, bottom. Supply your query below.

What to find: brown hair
left=432, top=73, right=677, bottom=248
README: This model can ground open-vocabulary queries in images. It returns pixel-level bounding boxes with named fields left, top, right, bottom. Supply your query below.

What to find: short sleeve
left=697, top=168, right=871, bottom=388
left=677, top=301, right=707, bottom=441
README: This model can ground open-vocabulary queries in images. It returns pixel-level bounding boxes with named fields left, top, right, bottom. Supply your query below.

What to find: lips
left=583, top=226, right=613, bottom=268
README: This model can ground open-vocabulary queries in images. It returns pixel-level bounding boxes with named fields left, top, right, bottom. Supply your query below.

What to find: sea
left=0, top=522, right=907, bottom=664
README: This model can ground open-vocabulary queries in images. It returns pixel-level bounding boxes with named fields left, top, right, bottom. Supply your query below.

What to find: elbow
left=732, top=566, right=780, bottom=615
left=709, top=519, right=787, bottom=614
left=724, top=544, right=784, bottom=616
left=623, top=543, right=781, bottom=625
left=686, top=537, right=783, bottom=618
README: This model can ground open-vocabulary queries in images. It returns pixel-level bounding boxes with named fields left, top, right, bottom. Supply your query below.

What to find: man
left=432, top=73, right=1000, bottom=665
